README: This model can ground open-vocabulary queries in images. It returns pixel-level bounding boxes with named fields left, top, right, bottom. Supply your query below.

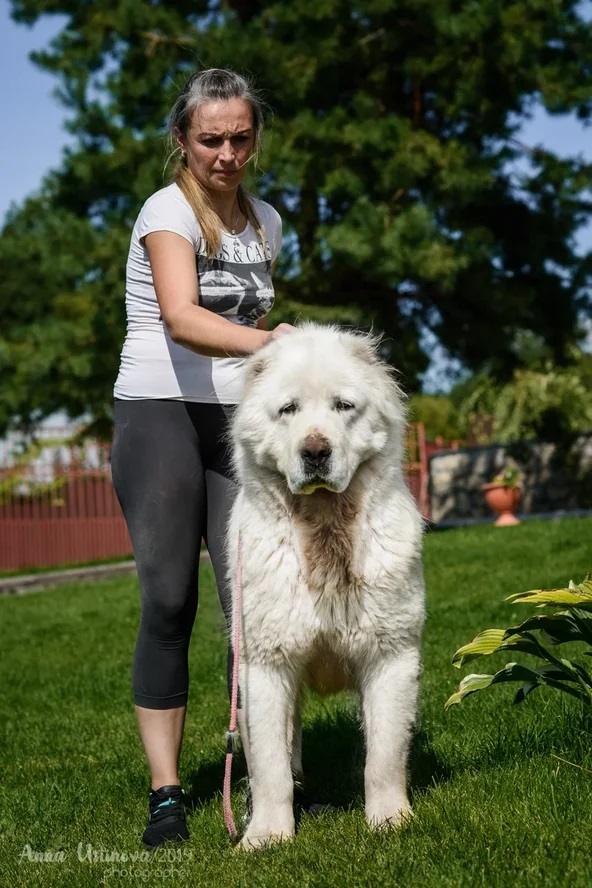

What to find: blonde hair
left=167, top=68, right=266, bottom=257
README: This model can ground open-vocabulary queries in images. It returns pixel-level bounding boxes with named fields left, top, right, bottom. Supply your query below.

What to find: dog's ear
left=345, top=332, right=382, bottom=366
left=244, top=352, right=271, bottom=388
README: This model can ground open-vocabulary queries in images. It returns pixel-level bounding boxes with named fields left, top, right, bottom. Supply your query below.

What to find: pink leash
left=223, top=531, right=242, bottom=838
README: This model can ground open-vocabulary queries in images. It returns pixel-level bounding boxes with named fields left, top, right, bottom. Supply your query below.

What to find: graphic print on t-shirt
left=196, top=236, right=275, bottom=325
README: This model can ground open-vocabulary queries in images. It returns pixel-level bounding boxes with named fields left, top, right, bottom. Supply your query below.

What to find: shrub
left=408, top=394, right=465, bottom=442
left=445, top=574, right=592, bottom=710
left=457, top=364, right=592, bottom=445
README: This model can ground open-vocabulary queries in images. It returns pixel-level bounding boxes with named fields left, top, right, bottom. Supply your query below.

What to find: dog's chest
left=242, top=537, right=392, bottom=661
left=238, top=494, right=420, bottom=664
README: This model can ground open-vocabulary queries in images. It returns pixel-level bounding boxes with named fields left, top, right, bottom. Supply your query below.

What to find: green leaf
left=507, top=576, right=592, bottom=611
left=446, top=663, right=544, bottom=709
left=511, top=664, right=578, bottom=704
left=445, top=661, right=592, bottom=710
left=504, top=611, right=592, bottom=646
left=569, top=609, right=592, bottom=647
left=452, top=627, right=575, bottom=670
left=513, top=682, right=538, bottom=704
left=564, top=661, right=592, bottom=702
left=445, top=672, right=498, bottom=709
left=452, top=629, right=512, bottom=666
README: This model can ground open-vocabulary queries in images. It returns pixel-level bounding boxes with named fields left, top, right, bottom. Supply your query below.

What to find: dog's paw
left=366, top=802, right=413, bottom=830
left=236, top=830, right=294, bottom=852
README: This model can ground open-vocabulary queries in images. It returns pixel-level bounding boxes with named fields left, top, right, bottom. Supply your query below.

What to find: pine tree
left=2, top=0, right=591, bottom=432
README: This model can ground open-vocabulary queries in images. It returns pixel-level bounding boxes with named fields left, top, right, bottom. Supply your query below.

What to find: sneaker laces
left=148, top=786, right=187, bottom=825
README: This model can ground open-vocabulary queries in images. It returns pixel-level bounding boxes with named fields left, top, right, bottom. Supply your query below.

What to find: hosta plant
left=445, top=574, right=592, bottom=711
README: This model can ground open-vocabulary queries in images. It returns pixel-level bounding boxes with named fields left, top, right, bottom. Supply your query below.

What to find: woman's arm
left=145, top=231, right=290, bottom=357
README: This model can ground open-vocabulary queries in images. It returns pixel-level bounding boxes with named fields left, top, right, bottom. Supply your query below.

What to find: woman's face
left=176, top=98, right=255, bottom=196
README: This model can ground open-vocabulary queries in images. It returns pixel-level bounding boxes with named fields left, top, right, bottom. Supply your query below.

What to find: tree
left=2, top=0, right=592, bottom=433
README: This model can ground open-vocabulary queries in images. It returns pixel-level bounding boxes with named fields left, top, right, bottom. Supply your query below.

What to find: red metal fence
left=405, top=421, right=429, bottom=518
left=0, top=423, right=430, bottom=572
left=0, top=429, right=131, bottom=571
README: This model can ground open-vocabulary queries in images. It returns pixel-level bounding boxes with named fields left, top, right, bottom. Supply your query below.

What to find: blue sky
left=0, top=3, right=68, bottom=222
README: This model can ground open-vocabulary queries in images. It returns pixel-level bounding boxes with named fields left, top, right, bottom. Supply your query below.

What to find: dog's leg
left=237, top=699, right=296, bottom=820
left=360, top=647, right=420, bottom=828
left=237, top=701, right=299, bottom=786
left=239, top=663, right=297, bottom=850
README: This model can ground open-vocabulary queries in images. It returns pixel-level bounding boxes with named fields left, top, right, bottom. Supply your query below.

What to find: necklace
left=229, top=203, right=241, bottom=235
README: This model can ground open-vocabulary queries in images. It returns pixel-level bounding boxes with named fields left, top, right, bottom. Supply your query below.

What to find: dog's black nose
left=301, top=434, right=332, bottom=468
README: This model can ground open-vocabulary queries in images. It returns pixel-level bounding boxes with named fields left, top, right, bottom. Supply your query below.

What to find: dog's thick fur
left=227, top=324, right=425, bottom=848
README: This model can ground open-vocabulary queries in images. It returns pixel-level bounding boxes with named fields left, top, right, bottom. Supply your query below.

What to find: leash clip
left=225, top=729, right=236, bottom=756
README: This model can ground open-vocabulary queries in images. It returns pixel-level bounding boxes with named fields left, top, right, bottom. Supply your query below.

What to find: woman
left=111, top=68, right=293, bottom=847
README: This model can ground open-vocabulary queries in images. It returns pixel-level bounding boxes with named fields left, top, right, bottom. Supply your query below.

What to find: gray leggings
left=111, top=399, right=237, bottom=709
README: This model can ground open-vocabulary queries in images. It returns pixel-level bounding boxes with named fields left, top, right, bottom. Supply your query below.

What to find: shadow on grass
left=184, top=752, right=248, bottom=816
left=183, top=708, right=450, bottom=821
left=302, top=709, right=452, bottom=811
left=410, top=726, right=453, bottom=797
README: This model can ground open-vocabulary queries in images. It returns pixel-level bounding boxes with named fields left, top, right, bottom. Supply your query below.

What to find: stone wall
left=428, top=433, right=592, bottom=523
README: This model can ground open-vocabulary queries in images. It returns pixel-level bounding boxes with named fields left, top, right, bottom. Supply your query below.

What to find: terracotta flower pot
left=481, top=482, right=521, bottom=527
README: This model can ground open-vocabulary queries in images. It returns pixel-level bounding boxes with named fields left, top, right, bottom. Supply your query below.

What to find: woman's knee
left=138, top=563, right=199, bottom=638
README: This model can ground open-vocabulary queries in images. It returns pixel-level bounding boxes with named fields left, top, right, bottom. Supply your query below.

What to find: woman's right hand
left=267, top=323, right=296, bottom=343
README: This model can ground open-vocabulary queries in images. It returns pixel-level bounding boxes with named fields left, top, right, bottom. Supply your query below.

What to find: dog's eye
left=334, top=399, right=355, bottom=412
left=279, top=401, right=299, bottom=416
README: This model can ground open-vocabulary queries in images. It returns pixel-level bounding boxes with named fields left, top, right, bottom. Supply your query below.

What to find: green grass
left=1, top=517, right=591, bottom=887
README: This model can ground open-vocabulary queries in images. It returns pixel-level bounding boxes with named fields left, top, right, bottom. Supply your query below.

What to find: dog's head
left=232, top=324, right=407, bottom=495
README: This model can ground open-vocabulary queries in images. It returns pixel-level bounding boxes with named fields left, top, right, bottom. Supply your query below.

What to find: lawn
left=1, top=517, right=591, bottom=887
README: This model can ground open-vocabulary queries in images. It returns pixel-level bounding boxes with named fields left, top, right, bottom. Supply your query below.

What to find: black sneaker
left=293, top=783, right=336, bottom=818
left=142, top=785, right=189, bottom=848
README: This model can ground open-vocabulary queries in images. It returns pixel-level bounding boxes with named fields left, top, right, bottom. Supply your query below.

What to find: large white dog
left=227, top=324, right=425, bottom=849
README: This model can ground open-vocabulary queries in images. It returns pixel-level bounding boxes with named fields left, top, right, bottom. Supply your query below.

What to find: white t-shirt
left=113, top=183, right=282, bottom=404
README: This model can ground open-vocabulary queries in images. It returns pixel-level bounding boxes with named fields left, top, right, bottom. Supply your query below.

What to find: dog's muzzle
left=300, top=434, right=332, bottom=474
left=295, top=433, right=336, bottom=493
